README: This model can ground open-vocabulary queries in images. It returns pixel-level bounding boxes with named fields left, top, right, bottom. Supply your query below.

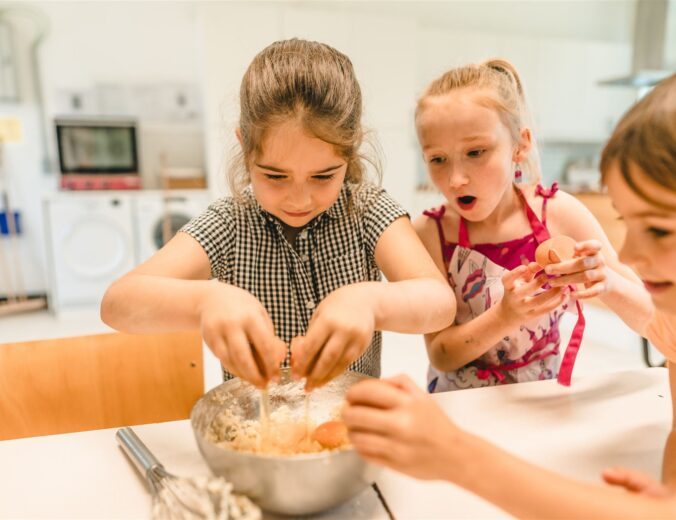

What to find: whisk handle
left=116, top=427, right=164, bottom=477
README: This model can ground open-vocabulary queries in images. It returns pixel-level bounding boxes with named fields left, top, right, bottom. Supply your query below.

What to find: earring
left=514, top=165, right=523, bottom=184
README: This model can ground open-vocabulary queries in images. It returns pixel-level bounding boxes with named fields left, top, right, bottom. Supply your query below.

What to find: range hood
left=599, top=0, right=675, bottom=87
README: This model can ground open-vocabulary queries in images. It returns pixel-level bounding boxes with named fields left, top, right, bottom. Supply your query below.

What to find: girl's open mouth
left=457, top=195, right=477, bottom=211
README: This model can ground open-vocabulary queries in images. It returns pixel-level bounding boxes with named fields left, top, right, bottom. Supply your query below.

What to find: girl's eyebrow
left=461, top=135, right=491, bottom=142
left=254, top=163, right=344, bottom=174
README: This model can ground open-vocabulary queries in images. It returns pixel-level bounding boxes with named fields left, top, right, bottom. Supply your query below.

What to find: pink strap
left=515, top=186, right=550, bottom=244
left=458, top=218, right=471, bottom=248
left=476, top=347, right=559, bottom=382
left=556, top=299, right=585, bottom=386
left=423, top=206, right=452, bottom=270
left=535, top=182, right=559, bottom=229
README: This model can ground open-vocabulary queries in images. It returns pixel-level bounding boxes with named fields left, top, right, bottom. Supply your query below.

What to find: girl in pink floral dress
left=414, top=59, right=653, bottom=392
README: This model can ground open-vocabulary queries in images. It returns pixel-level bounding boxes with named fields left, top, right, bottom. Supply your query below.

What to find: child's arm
left=412, top=216, right=567, bottom=372
left=291, top=216, right=456, bottom=389
left=343, top=375, right=676, bottom=520
left=542, top=191, right=654, bottom=334
left=101, top=233, right=286, bottom=388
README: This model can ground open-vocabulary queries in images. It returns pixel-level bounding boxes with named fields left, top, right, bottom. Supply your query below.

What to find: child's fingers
left=512, top=274, right=548, bottom=298
left=348, top=431, right=396, bottom=462
left=246, top=320, right=281, bottom=381
left=549, top=266, right=605, bottom=288
left=571, top=282, right=606, bottom=300
left=501, top=265, right=529, bottom=290
left=342, top=405, right=399, bottom=436
left=209, top=335, right=236, bottom=377
left=384, top=374, right=423, bottom=394
left=225, top=329, right=266, bottom=388
left=527, top=289, right=569, bottom=317
left=346, top=378, right=407, bottom=409
left=523, top=286, right=567, bottom=313
left=291, top=324, right=329, bottom=379
left=602, top=467, right=668, bottom=496
left=574, top=239, right=602, bottom=256
left=322, top=339, right=363, bottom=387
left=544, top=254, right=600, bottom=276
left=305, top=333, right=347, bottom=390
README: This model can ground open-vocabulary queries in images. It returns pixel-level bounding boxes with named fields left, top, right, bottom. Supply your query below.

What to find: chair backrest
left=0, top=330, right=204, bottom=440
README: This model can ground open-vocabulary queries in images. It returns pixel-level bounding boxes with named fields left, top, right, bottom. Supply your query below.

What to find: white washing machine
left=44, top=193, right=136, bottom=310
left=134, top=191, right=210, bottom=263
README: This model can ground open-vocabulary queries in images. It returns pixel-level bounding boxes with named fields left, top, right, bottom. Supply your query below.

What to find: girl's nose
left=448, top=167, right=469, bottom=190
left=289, top=182, right=311, bottom=208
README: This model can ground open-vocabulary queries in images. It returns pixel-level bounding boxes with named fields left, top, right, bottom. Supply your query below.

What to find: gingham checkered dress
left=181, top=183, right=408, bottom=381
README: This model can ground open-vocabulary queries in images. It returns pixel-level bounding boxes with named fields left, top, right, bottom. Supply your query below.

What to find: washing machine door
left=62, top=215, right=132, bottom=278
left=47, top=195, right=136, bottom=308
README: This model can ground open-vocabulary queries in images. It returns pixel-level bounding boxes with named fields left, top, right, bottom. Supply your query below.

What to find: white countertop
left=0, top=368, right=670, bottom=519
left=377, top=368, right=672, bottom=519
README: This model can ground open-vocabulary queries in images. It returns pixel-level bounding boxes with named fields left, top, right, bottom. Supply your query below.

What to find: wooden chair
left=0, top=330, right=204, bottom=441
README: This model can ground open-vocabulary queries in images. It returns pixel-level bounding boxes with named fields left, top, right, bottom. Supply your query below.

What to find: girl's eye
left=313, top=174, right=335, bottom=182
left=647, top=227, right=671, bottom=238
left=429, top=156, right=445, bottom=165
left=264, top=174, right=286, bottom=181
left=467, top=149, right=485, bottom=158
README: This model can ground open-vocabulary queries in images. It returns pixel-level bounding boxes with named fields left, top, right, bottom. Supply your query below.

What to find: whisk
left=116, top=427, right=261, bottom=520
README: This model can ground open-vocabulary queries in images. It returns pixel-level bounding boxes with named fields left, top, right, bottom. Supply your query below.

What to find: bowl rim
left=191, top=369, right=370, bottom=462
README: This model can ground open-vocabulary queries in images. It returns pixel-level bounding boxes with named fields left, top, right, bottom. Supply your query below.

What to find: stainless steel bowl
left=190, top=369, right=381, bottom=515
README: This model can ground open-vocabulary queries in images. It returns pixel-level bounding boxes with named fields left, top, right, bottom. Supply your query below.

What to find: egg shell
left=535, top=236, right=577, bottom=267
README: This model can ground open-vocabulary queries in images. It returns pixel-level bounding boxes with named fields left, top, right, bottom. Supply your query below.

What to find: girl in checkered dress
left=101, top=39, right=456, bottom=390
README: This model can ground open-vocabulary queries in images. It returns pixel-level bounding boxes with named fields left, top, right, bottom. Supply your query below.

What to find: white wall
left=1, top=0, right=641, bottom=301
left=0, top=1, right=202, bottom=297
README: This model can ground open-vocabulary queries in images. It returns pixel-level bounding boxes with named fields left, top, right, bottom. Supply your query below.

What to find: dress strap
left=423, top=206, right=454, bottom=268
left=535, top=182, right=559, bottom=228
left=514, top=184, right=550, bottom=244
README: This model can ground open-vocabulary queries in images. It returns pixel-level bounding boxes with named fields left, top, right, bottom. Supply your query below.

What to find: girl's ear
left=513, top=127, right=532, bottom=162
left=235, top=127, right=243, bottom=146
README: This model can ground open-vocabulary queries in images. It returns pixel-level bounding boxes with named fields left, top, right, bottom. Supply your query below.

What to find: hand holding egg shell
left=539, top=237, right=610, bottom=299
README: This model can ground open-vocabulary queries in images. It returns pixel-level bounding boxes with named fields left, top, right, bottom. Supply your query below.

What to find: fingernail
left=544, top=267, right=553, bottom=274
left=583, top=257, right=596, bottom=268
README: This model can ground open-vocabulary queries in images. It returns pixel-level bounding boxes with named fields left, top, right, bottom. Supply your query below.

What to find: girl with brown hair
left=101, top=39, right=456, bottom=390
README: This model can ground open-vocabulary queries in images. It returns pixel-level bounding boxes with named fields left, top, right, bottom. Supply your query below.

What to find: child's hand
left=603, top=466, right=675, bottom=498
left=342, top=374, right=459, bottom=481
left=290, top=285, right=376, bottom=390
left=497, top=262, right=569, bottom=325
left=199, top=281, right=287, bottom=388
left=545, top=239, right=609, bottom=299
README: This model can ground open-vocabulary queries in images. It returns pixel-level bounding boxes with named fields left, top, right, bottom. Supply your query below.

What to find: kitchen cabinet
left=419, top=28, right=635, bottom=143
left=535, top=39, right=635, bottom=142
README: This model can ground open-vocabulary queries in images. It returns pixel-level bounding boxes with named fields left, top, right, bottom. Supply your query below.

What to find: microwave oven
left=55, top=118, right=142, bottom=190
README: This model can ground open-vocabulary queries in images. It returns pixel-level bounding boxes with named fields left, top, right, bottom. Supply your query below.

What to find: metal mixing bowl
left=190, top=369, right=381, bottom=515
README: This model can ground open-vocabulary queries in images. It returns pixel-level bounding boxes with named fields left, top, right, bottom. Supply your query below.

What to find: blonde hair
left=600, top=74, right=676, bottom=206
left=228, top=38, right=381, bottom=198
left=416, top=58, right=541, bottom=184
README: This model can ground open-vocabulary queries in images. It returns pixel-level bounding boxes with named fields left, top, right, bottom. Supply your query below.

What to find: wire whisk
left=116, top=427, right=261, bottom=520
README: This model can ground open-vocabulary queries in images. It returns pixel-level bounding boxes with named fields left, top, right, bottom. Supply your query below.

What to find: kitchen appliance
left=190, top=369, right=381, bottom=515
left=599, top=0, right=676, bottom=88
left=43, top=192, right=136, bottom=310
left=55, top=117, right=141, bottom=190
left=134, top=191, right=209, bottom=263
